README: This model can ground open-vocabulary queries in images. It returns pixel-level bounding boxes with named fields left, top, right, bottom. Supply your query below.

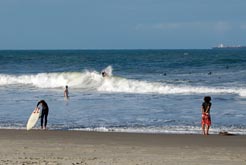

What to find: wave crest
left=0, top=71, right=245, bottom=97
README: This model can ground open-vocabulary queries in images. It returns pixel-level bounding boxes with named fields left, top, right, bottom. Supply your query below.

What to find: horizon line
left=0, top=48, right=213, bottom=51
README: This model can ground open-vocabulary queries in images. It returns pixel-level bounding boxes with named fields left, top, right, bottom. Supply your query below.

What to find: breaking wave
left=0, top=70, right=245, bottom=97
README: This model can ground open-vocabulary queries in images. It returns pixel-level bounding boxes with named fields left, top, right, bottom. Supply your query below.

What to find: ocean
left=0, top=49, right=246, bottom=134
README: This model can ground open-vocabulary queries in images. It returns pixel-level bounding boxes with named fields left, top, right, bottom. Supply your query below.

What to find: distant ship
left=212, top=44, right=246, bottom=50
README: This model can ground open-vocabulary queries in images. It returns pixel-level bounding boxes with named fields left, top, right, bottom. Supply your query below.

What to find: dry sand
left=0, top=129, right=245, bottom=165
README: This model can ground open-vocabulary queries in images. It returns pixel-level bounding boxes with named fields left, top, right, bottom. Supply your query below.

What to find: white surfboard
left=26, top=108, right=40, bottom=130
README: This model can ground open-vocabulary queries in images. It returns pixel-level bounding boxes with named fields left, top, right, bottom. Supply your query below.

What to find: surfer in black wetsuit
left=102, top=71, right=109, bottom=77
left=37, top=100, right=49, bottom=129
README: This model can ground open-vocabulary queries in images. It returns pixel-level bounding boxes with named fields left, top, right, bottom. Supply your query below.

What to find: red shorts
left=201, top=113, right=211, bottom=126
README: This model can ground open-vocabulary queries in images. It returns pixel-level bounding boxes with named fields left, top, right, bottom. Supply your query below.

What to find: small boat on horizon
left=212, top=44, right=246, bottom=50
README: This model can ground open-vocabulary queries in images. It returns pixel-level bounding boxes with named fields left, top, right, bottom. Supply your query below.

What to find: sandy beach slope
left=0, top=129, right=245, bottom=165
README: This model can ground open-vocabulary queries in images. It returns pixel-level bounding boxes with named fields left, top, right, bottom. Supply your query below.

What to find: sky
left=0, top=0, right=246, bottom=49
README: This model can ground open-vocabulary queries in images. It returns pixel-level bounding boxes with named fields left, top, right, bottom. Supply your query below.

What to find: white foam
left=0, top=71, right=102, bottom=89
left=101, top=65, right=113, bottom=77
left=0, top=70, right=246, bottom=97
left=70, top=126, right=246, bottom=135
left=98, top=77, right=246, bottom=96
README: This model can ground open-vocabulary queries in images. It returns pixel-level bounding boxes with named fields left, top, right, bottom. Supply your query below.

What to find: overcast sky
left=0, top=0, right=246, bottom=49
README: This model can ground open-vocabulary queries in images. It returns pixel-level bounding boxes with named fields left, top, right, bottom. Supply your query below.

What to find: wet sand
left=0, top=129, right=245, bottom=165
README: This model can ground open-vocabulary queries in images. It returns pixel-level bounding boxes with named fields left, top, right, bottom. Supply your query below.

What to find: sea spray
left=0, top=70, right=245, bottom=96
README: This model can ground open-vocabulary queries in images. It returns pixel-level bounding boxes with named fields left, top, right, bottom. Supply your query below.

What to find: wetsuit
left=37, top=100, right=49, bottom=128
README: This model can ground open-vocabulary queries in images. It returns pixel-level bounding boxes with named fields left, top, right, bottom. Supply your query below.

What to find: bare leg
left=206, top=125, right=210, bottom=135
left=202, top=124, right=206, bottom=135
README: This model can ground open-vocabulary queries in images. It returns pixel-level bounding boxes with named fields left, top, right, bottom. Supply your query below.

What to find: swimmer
left=64, top=85, right=69, bottom=98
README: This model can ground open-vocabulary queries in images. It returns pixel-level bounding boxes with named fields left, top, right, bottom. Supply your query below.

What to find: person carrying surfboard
left=37, top=100, right=49, bottom=130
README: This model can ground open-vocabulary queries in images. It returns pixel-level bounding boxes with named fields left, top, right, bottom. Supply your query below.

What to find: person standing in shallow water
left=37, top=100, right=49, bottom=130
left=64, top=85, right=69, bottom=99
left=201, top=96, right=212, bottom=135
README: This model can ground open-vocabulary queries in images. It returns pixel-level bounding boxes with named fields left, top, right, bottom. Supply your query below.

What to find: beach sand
left=0, top=129, right=245, bottom=165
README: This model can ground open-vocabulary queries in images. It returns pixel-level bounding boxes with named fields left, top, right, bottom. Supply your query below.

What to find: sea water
left=0, top=50, right=246, bottom=134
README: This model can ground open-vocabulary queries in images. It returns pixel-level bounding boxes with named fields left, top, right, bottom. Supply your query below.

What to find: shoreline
left=0, top=129, right=245, bottom=165
left=1, top=126, right=245, bottom=136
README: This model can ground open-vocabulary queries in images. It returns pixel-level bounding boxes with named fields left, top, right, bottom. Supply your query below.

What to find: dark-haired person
left=201, top=96, right=212, bottom=135
left=101, top=71, right=109, bottom=78
left=64, top=85, right=69, bottom=99
left=37, top=100, right=49, bottom=130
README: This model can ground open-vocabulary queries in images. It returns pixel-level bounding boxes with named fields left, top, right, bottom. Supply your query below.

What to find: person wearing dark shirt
left=37, top=100, right=49, bottom=130
left=201, top=96, right=212, bottom=135
left=64, top=85, right=69, bottom=99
